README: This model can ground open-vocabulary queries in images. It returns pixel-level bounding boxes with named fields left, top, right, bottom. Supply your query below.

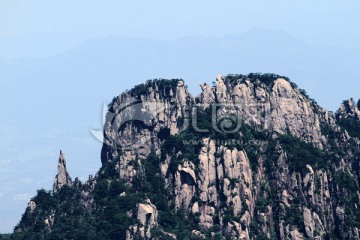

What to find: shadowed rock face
left=53, top=150, right=72, bottom=193
left=180, top=169, right=196, bottom=186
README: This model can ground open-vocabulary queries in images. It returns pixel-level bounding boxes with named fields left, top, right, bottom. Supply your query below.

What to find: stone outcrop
left=137, top=200, right=158, bottom=226
left=175, top=161, right=196, bottom=210
left=127, top=199, right=158, bottom=239
left=192, top=230, right=206, bottom=239
left=28, top=201, right=36, bottom=213
left=53, top=150, right=72, bottom=193
left=44, top=213, right=55, bottom=229
left=337, top=98, right=360, bottom=120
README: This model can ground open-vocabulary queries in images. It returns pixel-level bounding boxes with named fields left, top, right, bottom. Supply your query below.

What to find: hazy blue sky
left=0, top=0, right=359, bottom=48
left=0, top=0, right=359, bottom=233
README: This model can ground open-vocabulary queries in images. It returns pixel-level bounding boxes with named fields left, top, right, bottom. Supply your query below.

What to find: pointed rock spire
left=53, top=150, right=72, bottom=193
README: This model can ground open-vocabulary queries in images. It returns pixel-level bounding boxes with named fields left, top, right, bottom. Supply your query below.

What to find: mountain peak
left=10, top=74, right=360, bottom=240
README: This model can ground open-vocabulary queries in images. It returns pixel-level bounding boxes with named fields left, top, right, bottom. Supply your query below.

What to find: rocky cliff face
left=11, top=74, right=360, bottom=240
left=99, top=74, right=360, bottom=240
left=200, top=75, right=324, bottom=147
left=101, top=79, right=191, bottom=185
